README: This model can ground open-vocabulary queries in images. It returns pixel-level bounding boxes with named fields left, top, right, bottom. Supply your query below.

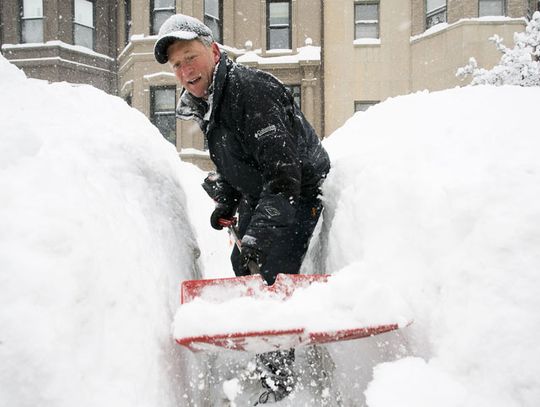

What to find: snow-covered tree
left=457, top=11, right=540, bottom=86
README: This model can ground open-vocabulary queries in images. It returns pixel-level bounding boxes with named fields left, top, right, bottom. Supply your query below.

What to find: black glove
left=210, top=203, right=236, bottom=230
left=239, top=238, right=266, bottom=275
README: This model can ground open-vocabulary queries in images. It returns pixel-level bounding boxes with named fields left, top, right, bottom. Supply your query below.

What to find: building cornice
left=410, top=17, right=527, bottom=43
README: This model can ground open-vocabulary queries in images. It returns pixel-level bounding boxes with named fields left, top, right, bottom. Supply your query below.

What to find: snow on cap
left=154, top=14, right=214, bottom=64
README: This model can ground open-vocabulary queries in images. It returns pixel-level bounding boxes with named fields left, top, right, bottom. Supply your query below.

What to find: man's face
left=167, top=39, right=220, bottom=99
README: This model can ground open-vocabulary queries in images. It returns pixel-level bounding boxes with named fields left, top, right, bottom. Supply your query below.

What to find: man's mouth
left=187, top=74, right=202, bottom=85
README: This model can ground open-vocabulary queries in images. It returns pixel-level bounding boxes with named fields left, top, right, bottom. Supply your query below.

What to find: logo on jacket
left=254, top=125, right=277, bottom=139
left=263, top=206, right=281, bottom=217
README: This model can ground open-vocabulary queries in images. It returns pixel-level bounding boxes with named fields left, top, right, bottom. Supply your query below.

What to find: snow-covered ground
left=1, top=53, right=540, bottom=407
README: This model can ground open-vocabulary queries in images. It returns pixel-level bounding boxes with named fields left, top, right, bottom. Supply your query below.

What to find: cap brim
left=154, top=31, right=199, bottom=64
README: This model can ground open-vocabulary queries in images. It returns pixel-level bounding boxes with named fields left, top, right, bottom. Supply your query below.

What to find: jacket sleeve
left=202, top=171, right=241, bottom=208
left=240, top=79, right=302, bottom=252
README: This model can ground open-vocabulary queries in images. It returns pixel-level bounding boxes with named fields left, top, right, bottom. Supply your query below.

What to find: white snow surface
left=321, top=85, right=540, bottom=407
left=1, top=51, right=540, bottom=407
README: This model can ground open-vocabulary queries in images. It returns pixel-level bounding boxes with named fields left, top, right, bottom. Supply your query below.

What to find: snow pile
left=0, top=55, right=202, bottom=407
left=322, top=85, right=540, bottom=406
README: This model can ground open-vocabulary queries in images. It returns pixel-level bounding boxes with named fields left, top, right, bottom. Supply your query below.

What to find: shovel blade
left=181, top=273, right=329, bottom=303
left=176, top=323, right=402, bottom=353
left=176, top=273, right=407, bottom=353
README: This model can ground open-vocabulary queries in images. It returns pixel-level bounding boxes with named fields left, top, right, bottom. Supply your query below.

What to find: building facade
left=324, top=0, right=536, bottom=135
left=1, top=1, right=538, bottom=169
left=0, top=0, right=117, bottom=93
left=115, top=0, right=323, bottom=169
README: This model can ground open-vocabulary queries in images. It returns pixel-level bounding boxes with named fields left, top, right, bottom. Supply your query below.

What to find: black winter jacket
left=177, top=53, right=330, bottom=252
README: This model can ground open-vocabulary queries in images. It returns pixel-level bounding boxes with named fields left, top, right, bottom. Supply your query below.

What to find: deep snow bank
left=321, top=85, right=540, bottom=407
left=0, top=55, right=201, bottom=406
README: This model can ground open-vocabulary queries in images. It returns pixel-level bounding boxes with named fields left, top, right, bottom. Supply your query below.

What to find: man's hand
left=210, top=203, right=236, bottom=230
left=239, top=237, right=266, bottom=275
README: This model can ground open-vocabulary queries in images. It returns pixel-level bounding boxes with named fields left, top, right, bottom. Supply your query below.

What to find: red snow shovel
left=175, top=221, right=405, bottom=353
left=176, top=272, right=404, bottom=353
left=176, top=175, right=409, bottom=352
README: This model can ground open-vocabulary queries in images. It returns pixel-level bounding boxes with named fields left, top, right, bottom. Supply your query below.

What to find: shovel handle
left=219, top=219, right=261, bottom=276
left=247, top=260, right=261, bottom=275
left=220, top=219, right=242, bottom=251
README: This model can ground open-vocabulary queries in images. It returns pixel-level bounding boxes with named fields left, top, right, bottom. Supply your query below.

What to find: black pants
left=230, top=194, right=323, bottom=285
left=230, top=194, right=323, bottom=395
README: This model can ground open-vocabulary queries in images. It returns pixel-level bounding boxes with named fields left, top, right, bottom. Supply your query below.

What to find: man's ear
left=211, top=42, right=221, bottom=64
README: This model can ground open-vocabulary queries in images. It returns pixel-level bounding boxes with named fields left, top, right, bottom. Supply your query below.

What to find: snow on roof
left=1, top=40, right=115, bottom=61
left=180, top=148, right=210, bottom=157
left=236, top=44, right=321, bottom=66
left=143, top=71, right=176, bottom=80
left=411, top=16, right=526, bottom=42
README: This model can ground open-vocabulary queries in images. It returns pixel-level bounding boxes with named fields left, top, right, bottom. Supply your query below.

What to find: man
left=154, top=14, right=330, bottom=404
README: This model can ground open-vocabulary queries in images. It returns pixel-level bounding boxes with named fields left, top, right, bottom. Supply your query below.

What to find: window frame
left=150, top=86, right=177, bottom=146
left=125, top=0, right=132, bottom=45
left=19, top=0, right=44, bottom=44
left=204, top=0, right=222, bottom=43
left=285, top=84, right=301, bottom=109
left=73, top=0, right=96, bottom=50
left=354, top=0, right=380, bottom=40
left=150, top=0, right=175, bottom=36
left=354, top=100, right=379, bottom=112
left=425, top=0, right=447, bottom=30
left=266, top=0, right=292, bottom=50
left=478, top=0, right=507, bottom=17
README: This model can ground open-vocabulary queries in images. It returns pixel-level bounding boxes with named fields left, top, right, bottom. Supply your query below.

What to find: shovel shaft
left=217, top=218, right=261, bottom=275
left=227, top=224, right=261, bottom=275
left=227, top=223, right=243, bottom=251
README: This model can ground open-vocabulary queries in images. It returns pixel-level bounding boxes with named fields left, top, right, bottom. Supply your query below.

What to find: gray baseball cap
left=153, top=14, right=214, bottom=64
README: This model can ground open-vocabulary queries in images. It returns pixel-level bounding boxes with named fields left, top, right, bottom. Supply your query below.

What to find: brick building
left=1, top=1, right=537, bottom=169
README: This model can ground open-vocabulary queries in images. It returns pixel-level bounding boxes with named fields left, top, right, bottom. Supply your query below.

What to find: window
left=125, top=0, right=132, bottom=45
left=479, top=0, right=506, bottom=16
left=151, top=87, right=177, bottom=145
left=285, top=85, right=301, bottom=108
left=527, top=0, right=539, bottom=18
left=354, top=101, right=378, bottom=112
left=426, top=0, right=447, bottom=29
left=21, top=0, right=44, bottom=43
left=74, top=0, right=95, bottom=49
left=267, top=1, right=291, bottom=50
left=151, top=0, right=175, bottom=35
left=204, top=0, right=222, bottom=43
left=354, top=1, right=379, bottom=39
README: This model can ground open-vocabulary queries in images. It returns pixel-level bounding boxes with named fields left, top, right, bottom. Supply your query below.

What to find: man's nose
left=180, top=64, right=194, bottom=79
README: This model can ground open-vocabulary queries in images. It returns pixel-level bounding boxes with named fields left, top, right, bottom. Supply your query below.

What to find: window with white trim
left=479, top=0, right=506, bottom=17
left=151, top=87, right=177, bottom=146
left=354, top=1, right=379, bottom=39
left=267, top=0, right=291, bottom=50
left=74, top=0, right=95, bottom=49
left=151, top=0, right=175, bottom=35
left=426, top=0, right=447, bottom=29
left=21, top=0, right=44, bottom=43
left=204, top=0, right=222, bottom=43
